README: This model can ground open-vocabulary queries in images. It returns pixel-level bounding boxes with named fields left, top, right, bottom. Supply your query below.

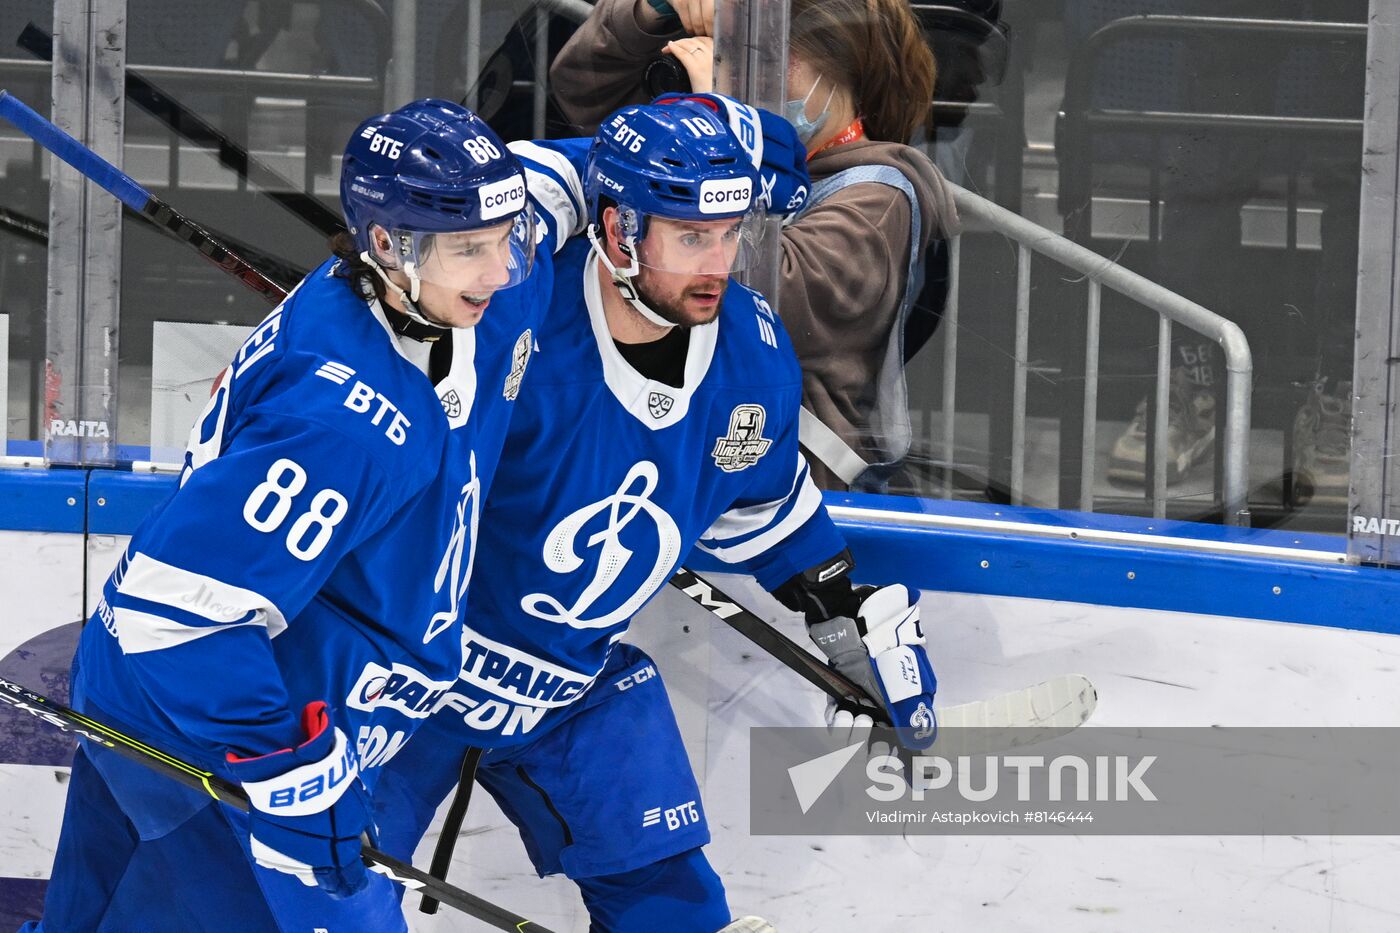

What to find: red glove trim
left=225, top=700, right=331, bottom=764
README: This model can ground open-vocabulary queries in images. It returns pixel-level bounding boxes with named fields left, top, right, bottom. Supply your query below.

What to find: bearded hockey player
left=372, top=95, right=937, bottom=933
left=24, top=99, right=557, bottom=932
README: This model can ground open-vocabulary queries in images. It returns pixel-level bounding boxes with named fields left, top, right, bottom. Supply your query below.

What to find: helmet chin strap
left=362, top=251, right=441, bottom=331
left=587, top=225, right=675, bottom=330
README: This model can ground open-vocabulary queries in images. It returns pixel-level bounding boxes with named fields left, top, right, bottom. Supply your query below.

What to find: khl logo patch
left=648, top=391, right=674, bottom=420
left=712, top=404, right=772, bottom=471
left=440, top=389, right=462, bottom=419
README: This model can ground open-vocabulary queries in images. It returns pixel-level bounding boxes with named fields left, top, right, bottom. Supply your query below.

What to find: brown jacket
left=550, top=0, right=960, bottom=488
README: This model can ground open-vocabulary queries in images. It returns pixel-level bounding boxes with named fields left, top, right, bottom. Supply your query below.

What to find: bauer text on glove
left=225, top=701, right=375, bottom=899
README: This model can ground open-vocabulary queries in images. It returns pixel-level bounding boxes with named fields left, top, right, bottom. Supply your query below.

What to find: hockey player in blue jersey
left=22, top=100, right=555, bottom=932
left=372, top=95, right=938, bottom=932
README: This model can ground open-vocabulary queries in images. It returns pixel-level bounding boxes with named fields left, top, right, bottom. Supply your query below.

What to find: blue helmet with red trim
left=651, top=93, right=811, bottom=218
left=584, top=99, right=762, bottom=243
left=340, top=98, right=535, bottom=305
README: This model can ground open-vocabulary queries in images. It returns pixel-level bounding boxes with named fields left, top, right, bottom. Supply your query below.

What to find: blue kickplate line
left=688, top=492, right=1390, bottom=635
left=87, top=470, right=178, bottom=536
left=824, top=489, right=1346, bottom=554
left=1, top=468, right=1391, bottom=634
left=0, top=469, right=86, bottom=533
left=830, top=515, right=1400, bottom=637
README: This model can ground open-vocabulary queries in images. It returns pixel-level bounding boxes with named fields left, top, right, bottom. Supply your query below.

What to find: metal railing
left=1050, top=13, right=1364, bottom=523
left=943, top=183, right=1254, bottom=526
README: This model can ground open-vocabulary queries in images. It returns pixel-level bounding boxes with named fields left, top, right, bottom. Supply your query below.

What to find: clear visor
left=631, top=210, right=767, bottom=276
left=393, top=211, right=536, bottom=294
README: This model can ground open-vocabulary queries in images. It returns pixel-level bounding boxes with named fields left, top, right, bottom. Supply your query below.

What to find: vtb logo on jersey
left=712, top=404, right=772, bottom=472
left=648, top=391, right=674, bottom=420
left=503, top=329, right=532, bottom=401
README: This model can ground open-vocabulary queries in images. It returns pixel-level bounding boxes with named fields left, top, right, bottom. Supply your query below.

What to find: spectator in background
left=550, top=0, right=959, bottom=491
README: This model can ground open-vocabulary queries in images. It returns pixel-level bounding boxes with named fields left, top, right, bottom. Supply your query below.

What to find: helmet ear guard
left=363, top=225, right=406, bottom=269
left=586, top=201, right=672, bottom=329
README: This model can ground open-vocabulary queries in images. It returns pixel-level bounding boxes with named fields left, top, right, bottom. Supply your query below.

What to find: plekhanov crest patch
left=503, top=329, right=532, bottom=401
left=712, top=404, right=772, bottom=471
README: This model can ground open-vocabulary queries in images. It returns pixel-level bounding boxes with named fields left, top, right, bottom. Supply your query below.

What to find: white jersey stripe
left=696, top=473, right=825, bottom=563
left=112, top=606, right=254, bottom=654
left=117, top=552, right=288, bottom=636
left=701, top=456, right=809, bottom=542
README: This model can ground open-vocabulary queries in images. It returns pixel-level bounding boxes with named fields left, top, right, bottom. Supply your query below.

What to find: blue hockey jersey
left=428, top=234, right=847, bottom=747
left=74, top=246, right=553, bottom=786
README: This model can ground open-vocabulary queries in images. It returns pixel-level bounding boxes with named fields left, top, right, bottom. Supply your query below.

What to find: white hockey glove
left=225, top=701, right=375, bottom=899
left=773, top=551, right=938, bottom=750
left=718, top=918, right=777, bottom=933
left=810, top=584, right=938, bottom=749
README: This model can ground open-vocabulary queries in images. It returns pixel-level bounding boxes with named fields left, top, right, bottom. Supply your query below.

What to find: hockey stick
left=0, top=675, right=557, bottom=932
left=0, top=204, right=46, bottom=245
left=669, top=567, right=891, bottom=721
left=0, top=90, right=558, bottom=930
left=0, top=90, right=289, bottom=305
left=667, top=568, right=1099, bottom=740
left=419, top=746, right=482, bottom=916
left=0, top=193, right=307, bottom=288
left=17, top=24, right=345, bottom=238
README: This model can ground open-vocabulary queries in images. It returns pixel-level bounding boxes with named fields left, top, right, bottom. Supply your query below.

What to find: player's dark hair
left=329, top=230, right=388, bottom=302
left=594, top=194, right=619, bottom=232
left=789, top=0, right=937, bottom=144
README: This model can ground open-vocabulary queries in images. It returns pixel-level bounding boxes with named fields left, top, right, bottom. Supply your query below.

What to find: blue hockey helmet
left=341, top=99, right=535, bottom=307
left=651, top=93, right=811, bottom=217
left=584, top=99, right=766, bottom=281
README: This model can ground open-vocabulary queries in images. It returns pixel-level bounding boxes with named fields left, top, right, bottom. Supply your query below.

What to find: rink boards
left=2, top=468, right=1399, bottom=931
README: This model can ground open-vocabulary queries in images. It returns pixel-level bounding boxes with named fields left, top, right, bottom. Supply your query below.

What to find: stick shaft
left=667, top=567, right=890, bottom=723
left=0, top=676, right=553, bottom=930
left=0, top=90, right=289, bottom=305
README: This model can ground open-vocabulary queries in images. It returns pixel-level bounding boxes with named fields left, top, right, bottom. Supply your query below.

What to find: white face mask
left=783, top=73, right=836, bottom=144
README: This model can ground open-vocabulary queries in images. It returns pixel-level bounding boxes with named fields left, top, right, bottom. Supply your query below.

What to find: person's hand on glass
left=662, top=36, right=714, bottom=92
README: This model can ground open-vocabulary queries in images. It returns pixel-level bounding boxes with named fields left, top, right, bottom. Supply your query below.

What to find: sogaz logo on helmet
left=699, top=177, right=753, bottom=214
left=479, top=173, right=527, bottom=221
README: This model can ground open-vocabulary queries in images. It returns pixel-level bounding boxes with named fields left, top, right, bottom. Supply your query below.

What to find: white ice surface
left=402, top=576, right=1400, bottom=933
left=3, top=539, right=1398, bottom=932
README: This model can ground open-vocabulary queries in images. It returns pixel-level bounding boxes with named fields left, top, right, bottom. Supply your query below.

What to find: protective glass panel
left=45, top=0, right=1368, bottom=539
left=0, top=2, right=54, bottom=456
left=543, top=0, right=1370, bottom=540
left=113, top=0, right=382, bottom=460
left=1022, top=0, right=1366, bottom=535
left=106, top=0, right=573, bottom=462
